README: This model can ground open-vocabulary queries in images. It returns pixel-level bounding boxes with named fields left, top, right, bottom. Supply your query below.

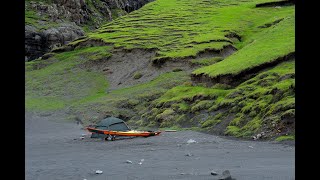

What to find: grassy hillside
left=86, top=0, right=293, bottom=61
left=25, top=0, right=295, bottom=140
left=193, top=15, right=294, bottom=78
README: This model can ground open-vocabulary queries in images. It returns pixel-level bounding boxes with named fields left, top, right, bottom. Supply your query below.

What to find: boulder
left=218, top=170, right=232, bottom=180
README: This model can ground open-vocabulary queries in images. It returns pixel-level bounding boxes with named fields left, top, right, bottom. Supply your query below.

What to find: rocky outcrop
left=25, top=24, right=85, bottom=61
left=25, top=0, right=154, bottom=61
left=28, top=0, right=90, bottom=25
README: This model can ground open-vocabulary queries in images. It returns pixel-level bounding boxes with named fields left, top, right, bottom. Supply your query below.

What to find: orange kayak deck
left=86, top=127, right=161, bottom=137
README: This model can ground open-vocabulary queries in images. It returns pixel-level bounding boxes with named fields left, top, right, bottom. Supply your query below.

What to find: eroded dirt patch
left=256, top=0, right=295, bottom=8
left=81, top=45, right=237, bottom=90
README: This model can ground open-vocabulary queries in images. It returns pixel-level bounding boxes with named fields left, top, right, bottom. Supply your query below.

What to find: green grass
left=65, top=71, right=190, bottom=126
left=275, top=135, right=295, bottom=141
left=219, top=61, right=295, bottom=137
left=86, top=0, right=294, bottom=61
left=25, top=46, right=112, bottom=111
left=155, top=85, right=230, bottom=105
left=106, top=72, right=190, bottom=99
left=201, top=119, right=221, bottom=128
left=190, top=57, right=224, bottom=66
left=193, top=15, right=294, bottom=78
left=25, top=96, right=65, bottom=111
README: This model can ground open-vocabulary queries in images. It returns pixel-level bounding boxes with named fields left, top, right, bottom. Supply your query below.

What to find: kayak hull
left=86, top=127, right=161, bottom=137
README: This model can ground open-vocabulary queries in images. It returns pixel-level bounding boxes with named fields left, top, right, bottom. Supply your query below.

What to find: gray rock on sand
left=126, top=160, right=133, bottom=164
left=138, top=159, right=144, bottom=165
left=210, top=170, right=218, bottom=175
left=187, top=139, right=197, bottom=144
left=95, top=170, right=103, bottom=174
left=218, top=170, right=232, bottom=180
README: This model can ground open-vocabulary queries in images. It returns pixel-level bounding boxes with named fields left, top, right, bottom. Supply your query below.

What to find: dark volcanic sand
left=26, top=112, right=294, bottom=180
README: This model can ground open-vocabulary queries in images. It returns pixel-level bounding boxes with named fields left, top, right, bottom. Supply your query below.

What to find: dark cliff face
left=25, top=24, right=85, bottom=61
left=25, top=0, right=154, bottom=61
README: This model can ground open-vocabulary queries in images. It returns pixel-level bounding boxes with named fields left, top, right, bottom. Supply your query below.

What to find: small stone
left=248, top=146, right=254, bottom=148
left=95, top=170, right=103, bottom=174
left=138, top=159, right=144, bottom=165
left=210, top=170, right=218, bottom=175
left=252, top=136, right=257, bottom=140
left=257, top=134, right=262, bottom=138
left=34, top=35, right=41, bottom=41
left=187, top=139, right=197, bottom=144
left=126, top=160, right=133, bottom=164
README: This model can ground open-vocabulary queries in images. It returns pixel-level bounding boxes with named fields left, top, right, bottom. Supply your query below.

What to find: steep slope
left=25, top=0, right=295, bottom=141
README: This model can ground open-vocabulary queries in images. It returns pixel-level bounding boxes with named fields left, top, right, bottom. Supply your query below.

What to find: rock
left=164, top=130, right=177, bottom=132
left=95, top=170, right=103, bottom=174
left=42, top=53, right=55, bottom=60
left=34, top=35, right=41, bottom=41
left=218, top=170, right=232, bottom=180
left=126, top=160, right=133, bottom=164
left=210, top=170, right=218, bottom=175
left=187, top=139, right=197, bottom=144
left=253, top=133, right=263, bottom=140
left=252, top=136, right=257, bottom=140
left=185, top=153, right=193, bottom=157
left=257, top=133, right=262, bottom=139
left=138, top=159, right=144, bottom=165
left=25, top=24, right=84, bottom=61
